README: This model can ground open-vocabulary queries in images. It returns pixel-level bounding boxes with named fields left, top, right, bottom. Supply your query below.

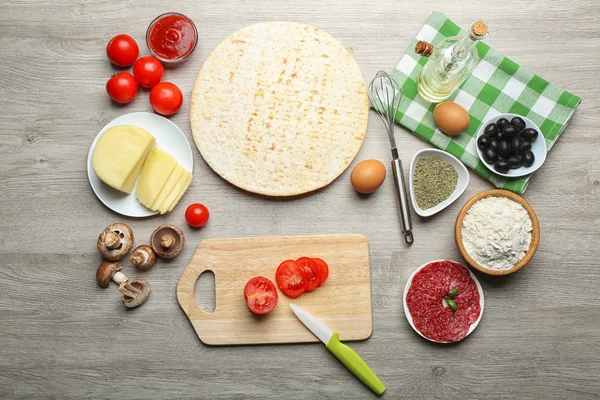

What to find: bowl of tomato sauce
left=146, top=12, right=198, bottom=65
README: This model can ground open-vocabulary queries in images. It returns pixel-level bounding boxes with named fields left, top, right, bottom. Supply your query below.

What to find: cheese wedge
left=92, top=125, right=156, bottom=193
left=136, top=147, right=178, bottom=209
left=150, top=164, right=185, bottom=211
left=158, top=171, right=192, bottom=214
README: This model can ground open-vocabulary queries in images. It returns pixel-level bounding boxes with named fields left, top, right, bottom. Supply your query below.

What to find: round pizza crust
left=190, top=22, right=368, bottom=196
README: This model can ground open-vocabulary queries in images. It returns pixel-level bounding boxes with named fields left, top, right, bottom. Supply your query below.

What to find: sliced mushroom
left=151, top=225, right=184, bottom=259
left=97, top=223, right=134, bottom=261
left=130, top=245, right=156, bottom=270
left=95, top=261, right=150, bottom=309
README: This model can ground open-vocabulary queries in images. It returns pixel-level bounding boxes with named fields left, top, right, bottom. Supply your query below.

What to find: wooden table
left=1, top=1, right=598, bottom=398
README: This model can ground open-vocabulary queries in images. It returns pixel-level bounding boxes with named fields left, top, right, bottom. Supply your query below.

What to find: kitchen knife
left=289, top=303, right=386, bottom=395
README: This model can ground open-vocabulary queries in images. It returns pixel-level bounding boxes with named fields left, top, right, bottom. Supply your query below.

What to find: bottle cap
left=414, top=41, right=434, bottom=57
left=470, top=21, right=488, bottom=39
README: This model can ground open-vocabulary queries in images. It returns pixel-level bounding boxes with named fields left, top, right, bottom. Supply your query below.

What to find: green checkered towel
left=390, top=11, right=581, bottom=194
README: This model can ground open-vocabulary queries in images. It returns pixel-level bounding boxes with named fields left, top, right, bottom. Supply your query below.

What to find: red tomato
left=296, top=257, right=320, bottom=292
left=312, top=258, right=329, bottom=286
left=185, top=203, right=209, bottom=228
left=244, top=276, right=278, bottom=315
left=149, top=82, right=183, bottom=116
left=106, top=72, right=138, bottom=104
left=133, top=56, right=164, bottom=88
left=275, top=260, right=307, bottom=298
left=106, top=34, right=139, bottom=67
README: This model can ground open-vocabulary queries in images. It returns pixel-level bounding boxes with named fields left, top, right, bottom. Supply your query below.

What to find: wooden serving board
left=177, top=234, right=372, bottom=345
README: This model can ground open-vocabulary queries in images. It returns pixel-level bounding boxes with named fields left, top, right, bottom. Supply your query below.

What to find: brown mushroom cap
left=119, top=278, right=150, bottom=308
left=96, top=261, right=122, bottom=288
left=97, top=223, right=134, bottom=261
left=130, top=245, right=156, bottom=270
left=151, top=225, right=184, bottom=259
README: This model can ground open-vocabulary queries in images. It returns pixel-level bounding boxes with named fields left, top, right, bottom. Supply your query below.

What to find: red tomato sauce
left=148, top=14, right=196, bottom=60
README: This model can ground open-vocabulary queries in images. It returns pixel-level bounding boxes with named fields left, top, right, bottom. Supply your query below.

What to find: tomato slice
left=296, top=257, right=320, bottom=292
left=244, top=276, right=278, bottom=315
left=312, top=258, right=329, bottom=286
left=275, top=260, right=307, bottom=298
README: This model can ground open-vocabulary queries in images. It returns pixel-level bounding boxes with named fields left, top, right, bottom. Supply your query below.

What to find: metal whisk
left=368, top=71, right=414, bottom=245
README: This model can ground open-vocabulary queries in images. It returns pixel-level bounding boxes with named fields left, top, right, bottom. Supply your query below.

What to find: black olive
left=489, top=139, right=499, bottom=152
left=497, top=118, right=510, bottom=130
left=522, top=151, right=535, bottom=167
left=521, top=140, right=532, bottom=152
left=510, top=116, right=526, bottom=131
left=508, top=155, right=522, bottom=169
left=498, top=140, right=511, bottom=157
left=510, top=137, right=524, bottom=154
left=483, top=147, right=497, bottom=163
left=521, top=128, right=539, bottom=142
left=502, top=125, right=519, bottom=139
left=477, top=135, right=490, bottom=150
left=494, top=159, right=510, bottom=173
left=484, top=123, right=498, bottom=137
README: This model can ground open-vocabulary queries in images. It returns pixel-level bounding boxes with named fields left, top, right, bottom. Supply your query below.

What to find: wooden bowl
left=455, top=189, right=540, bottom=276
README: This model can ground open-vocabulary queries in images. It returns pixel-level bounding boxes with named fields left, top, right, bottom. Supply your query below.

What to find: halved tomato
left=275, top=260, right=307, bottom=298
left=244, top=276, right=278, bottom=315
left=312, top=258, right=329, bottom=286
left=296, top=257, right=320, bottom=292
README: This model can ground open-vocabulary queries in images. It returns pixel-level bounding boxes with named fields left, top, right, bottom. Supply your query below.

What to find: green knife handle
left=326, top=332, right=386, bottom=395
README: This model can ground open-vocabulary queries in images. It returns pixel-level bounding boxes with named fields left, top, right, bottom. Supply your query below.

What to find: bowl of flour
left=455, top=190, right=540, bottom=276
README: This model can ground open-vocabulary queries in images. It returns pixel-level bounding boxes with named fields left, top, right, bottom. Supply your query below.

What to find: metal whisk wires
left=368, top=71, right=403, bottom=158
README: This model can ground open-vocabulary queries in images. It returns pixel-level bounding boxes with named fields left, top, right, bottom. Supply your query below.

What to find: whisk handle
left=391, top=158, right=414, bottom=246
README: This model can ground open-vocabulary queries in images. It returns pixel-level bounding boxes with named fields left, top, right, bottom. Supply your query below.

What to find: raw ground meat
left=406, top=260, right=481, bottom=342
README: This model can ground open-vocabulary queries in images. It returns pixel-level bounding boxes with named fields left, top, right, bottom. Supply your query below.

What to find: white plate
left=409, top=149, right=469, bottom=217
left=87, top=112, right=194, bottom=217
left=403, top=260, right=484, bottom=343
left=476, top=113, right=547, bottom=178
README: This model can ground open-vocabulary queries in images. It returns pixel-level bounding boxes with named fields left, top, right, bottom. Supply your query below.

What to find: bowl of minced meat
left=455, top=189, right=540, bottom=276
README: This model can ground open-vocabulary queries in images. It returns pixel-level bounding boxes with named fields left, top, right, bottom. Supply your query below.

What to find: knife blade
left=289, top=304, right=386, bottom=395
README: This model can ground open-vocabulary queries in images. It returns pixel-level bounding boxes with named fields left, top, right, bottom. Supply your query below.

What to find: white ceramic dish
left=87, top=112, right=194, bottom=217
left=409, top=149, right=469, bottom=217
left=403, top=260, right=484, bottom=343
left=476, top=113, right=547, bottom=178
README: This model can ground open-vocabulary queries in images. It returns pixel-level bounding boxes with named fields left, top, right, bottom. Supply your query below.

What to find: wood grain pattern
left=0, top=0, right=599, bottom=399
left=177, top=234, right=372, bottom=345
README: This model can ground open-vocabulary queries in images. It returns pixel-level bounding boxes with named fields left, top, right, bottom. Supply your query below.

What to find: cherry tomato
left=312, top=258, right=329, bottom=286
left=275, top=260, right=307, bottom=298
left=296, top=257, right=320, bottom=292
left=244, top=276, right=278, bottom=315
left=149, top=82, right=183, bottom=116
left=106, top=72, right=138, bottom=104
left=185, top=203, right=209, bottom=227
left=133, top=56, right=164, bottom=88
left=106, top=34, right=139, bottom=67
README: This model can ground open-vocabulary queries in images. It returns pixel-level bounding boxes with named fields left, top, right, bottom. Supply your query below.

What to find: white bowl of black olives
left=476, top=114, right=547, bottom=177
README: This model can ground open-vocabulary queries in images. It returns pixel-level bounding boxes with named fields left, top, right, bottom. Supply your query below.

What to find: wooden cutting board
left=177, top=234, right=372, bottom=345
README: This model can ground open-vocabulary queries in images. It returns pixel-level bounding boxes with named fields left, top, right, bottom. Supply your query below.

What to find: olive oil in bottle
left=415, top=21, right=488, bottom=103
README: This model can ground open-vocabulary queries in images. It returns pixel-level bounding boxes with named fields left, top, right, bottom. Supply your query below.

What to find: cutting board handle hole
left=194, top=270, right=216, bottom=313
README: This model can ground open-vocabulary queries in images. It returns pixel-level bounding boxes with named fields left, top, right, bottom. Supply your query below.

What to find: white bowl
left=403, top=260, right=484, bottom=343
left=409, top=149, right=469, bottom=217
left=476, top=113, right=547, bottom=178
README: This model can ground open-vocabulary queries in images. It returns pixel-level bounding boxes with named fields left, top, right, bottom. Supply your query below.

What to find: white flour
left=462, top=196, right=532, bottom=270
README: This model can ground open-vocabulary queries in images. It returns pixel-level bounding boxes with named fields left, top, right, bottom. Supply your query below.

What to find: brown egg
left=351, top=160, right=386, bottom=194
left=433, top=102, right=470, bottom=136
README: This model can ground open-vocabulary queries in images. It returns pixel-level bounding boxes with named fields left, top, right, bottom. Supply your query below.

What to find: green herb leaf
left=446, top=298, right=457, bottom=312
left=447, top=288, right=458, bottom=298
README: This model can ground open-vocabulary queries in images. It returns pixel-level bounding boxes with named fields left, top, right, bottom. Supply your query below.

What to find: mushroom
left=130, top=245, right=156, bottom=270
left=97, top=223, right=134, bottom=261
left=151, top=225, right=184, bottom=259
left=96, top=261, right=151, bottom=308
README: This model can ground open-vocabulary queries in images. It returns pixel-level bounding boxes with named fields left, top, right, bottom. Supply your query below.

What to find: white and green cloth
left=390, top=11, right=581, bottom=194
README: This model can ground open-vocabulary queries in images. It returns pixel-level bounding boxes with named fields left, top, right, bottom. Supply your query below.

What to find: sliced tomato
left=244, top=276, right=278, bottom=315
left=296, top=257, right=320, bottom=292
left=275, top=260, right=307, bottom=298
left=312, top=258, right=329, bottom=286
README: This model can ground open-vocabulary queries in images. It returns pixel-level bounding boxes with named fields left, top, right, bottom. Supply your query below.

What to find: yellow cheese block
left=92, top=125, right=156, bottom=193
left=150, top=164, right=185, bottom=211
left=136, top=147, right=178, bottom=209
left=158, top=171, right=192, bottom=214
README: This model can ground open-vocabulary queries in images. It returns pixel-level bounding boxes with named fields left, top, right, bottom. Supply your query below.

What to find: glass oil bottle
left=415, top=21, right=488, bottom=103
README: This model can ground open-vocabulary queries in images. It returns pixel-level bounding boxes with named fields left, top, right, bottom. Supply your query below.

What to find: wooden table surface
left=1, top=1, right=599, bottom=399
